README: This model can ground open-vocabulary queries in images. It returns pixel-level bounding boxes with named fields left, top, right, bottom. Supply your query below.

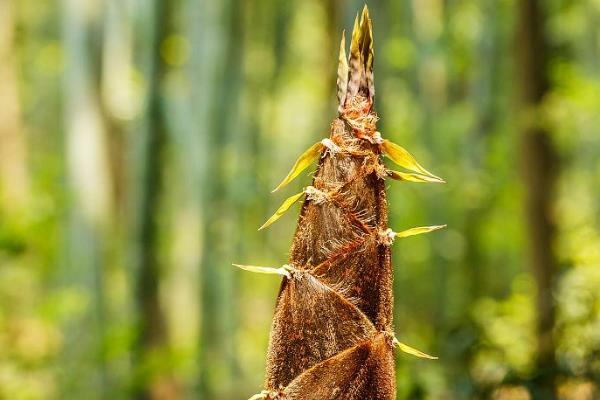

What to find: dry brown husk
left=240, top=6, right=442, bottom=400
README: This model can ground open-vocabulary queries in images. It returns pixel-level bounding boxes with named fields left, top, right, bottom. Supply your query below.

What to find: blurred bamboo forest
left=1, top=0, right=600, bottom=399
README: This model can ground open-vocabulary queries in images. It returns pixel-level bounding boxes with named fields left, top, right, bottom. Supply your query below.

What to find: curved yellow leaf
left=393, top=337, right=438, bottom=360
left=388, top=170, right=445, bottom=184
left=259, top=191, right=305, bottom=230
left=350, top=13, right=360, bottom=60
left=247, top=392, right=268, bottom=400
left=337, top=30, right=348, bottom=110
left=381, top=139, right=443, bottom=182
left=394, top=225, right=446, bottom=239
left=272, top=142, right=324, bottom=192
left=232, top=264, right=291, bottom=278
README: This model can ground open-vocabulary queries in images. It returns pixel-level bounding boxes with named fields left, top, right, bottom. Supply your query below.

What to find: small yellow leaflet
left=337, top=30, right=348, bottom=110
left=247, top=392, right=269, bottom=400
left=272, top=142, right=323, bottom=192
left=387, top=170, right=445, bottom=184
left=259, top=191, right=305, bottom=230
left=393, top=338, right=438, bottom=360
left=381, top=139, right=443, bottom=182
left=232, top=264, right=291, bottom=278
left=394, top=225, right=446, bottom=239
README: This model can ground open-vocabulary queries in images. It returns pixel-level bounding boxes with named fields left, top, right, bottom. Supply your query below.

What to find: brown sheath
left=242, top=6, right=442, bottom=399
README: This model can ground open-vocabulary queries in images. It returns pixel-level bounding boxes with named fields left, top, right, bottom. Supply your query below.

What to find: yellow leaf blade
left=247, top=392, right=269, bottom=400
left=259, top=191, right=305, bottom=230
left=381, top=139, right=443, bottom=181
left=232, top=264, right=290, bottom=278
left=394, top=225, right=446, bottom=239
left=337, top=30, right=348, bottom=110
left=350, top=13, right=360, bottom=59
left=394, top=338, right=438, bottom=360
left=388, top=170, right=445, bottom=184
left=272, top=142, right=323, bottom=192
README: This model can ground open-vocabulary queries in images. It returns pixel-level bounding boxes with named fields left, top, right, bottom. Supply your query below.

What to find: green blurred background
left=1, top=0, right=599, bottom=399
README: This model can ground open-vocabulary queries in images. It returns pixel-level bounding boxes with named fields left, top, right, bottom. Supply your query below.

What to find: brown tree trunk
left=517, top=1, right=558, bottom=398
left=132, top=0, right=177, bottom=398
left=60, top=0, right=113, bottom=395
left=196, top=0, right=243, bottom=397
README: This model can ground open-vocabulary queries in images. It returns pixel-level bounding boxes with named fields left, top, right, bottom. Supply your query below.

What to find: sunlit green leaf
left=232, top=264, right=291, bottom=278
left=393, top=337, right=438, bottom=360
left=380, top=139, right=443, bottom=182
left=247, top=392, right=269, bottom=400
left=259, top=191, right=305, bottom=230
left=272, top=142, right=323, bottom=192
left=388, top=169, right=445, bottom=184
left=337, top=30, right=348, bottom=109
left=394, top=225, right=446, bottom=239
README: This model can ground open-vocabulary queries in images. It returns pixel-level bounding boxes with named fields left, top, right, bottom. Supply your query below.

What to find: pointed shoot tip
left=361, top=5, right=370, bottom=24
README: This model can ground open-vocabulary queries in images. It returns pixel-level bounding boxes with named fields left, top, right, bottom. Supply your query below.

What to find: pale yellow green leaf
left=387, top=170, right=445, bottom=184
left=232, top=264, right=291, bottom=278
left=359, top=5, right=373, bottom=73
left=337, top=30, right=348, bottom=109
left=350, top=13, right=360, bottom=58
left=394, top=225, right=446, bottom=239
left=259, top=191, right=305, bottom=230
left=381, top=139, right=443, bottom=182
left=272, top=142, right=323, bottom=192
left=247, top=392, right=268, bottom=400
left=393, top=338, right=438, bottom=360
